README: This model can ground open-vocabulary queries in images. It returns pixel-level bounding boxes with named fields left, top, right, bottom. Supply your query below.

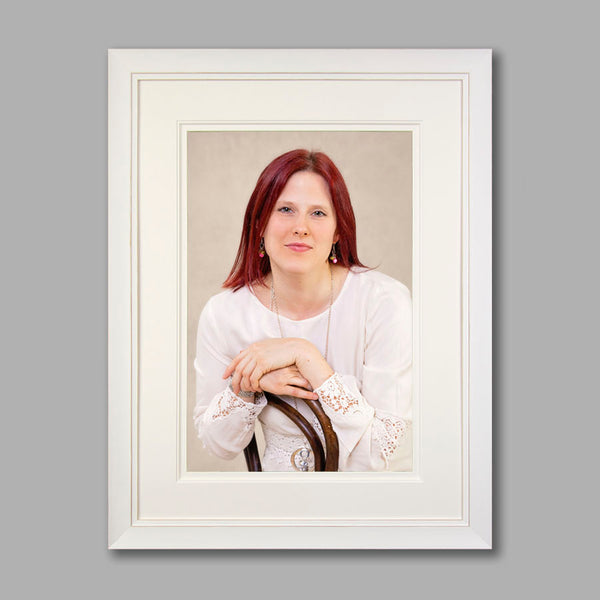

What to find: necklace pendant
left=291, top=447, right=311, bottom=471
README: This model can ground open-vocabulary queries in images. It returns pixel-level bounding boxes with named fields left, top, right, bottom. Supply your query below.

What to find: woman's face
left=263, top=171, right=338, bottom=278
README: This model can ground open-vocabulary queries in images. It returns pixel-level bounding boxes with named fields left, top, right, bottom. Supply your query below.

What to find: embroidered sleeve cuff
left=372, top=412, right=407, bottom=463
left=210, top=386, right=266, bottom=422
left=314, top=372, right=365, bottom=416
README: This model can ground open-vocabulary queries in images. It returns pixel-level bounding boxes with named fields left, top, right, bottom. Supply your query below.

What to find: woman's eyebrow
left=275, top=199, right=328, bottom=211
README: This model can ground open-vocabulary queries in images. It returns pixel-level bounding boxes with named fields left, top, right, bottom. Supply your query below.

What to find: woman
left=193, top=149, right=411, bottom=471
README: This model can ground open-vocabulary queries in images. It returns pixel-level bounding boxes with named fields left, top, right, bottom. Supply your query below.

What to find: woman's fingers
left=249, top=364, right=268, bottom=391
left=223, top=359, right=238, bottom=380
left=240, top=359, right=261, bottom=393
left=285, top=386, right=319, bottom=400
left=289, top=375, right=311, bottom=389
left=232, top=356, right=264, bottom=395
left=256, top=366, right=319, bottom=398
left=227, top=343, right=310, bottom=396
left=225, top=349, right=265, bottom=385
left=229, top=357, right=319, bottom=397
left=230, top=370, right=243, bottom=395
left=223, top=350, right=248, bottom=379
left=230, top=355, right=253, bottom=394
left=224, top=339, right=301, bottom=382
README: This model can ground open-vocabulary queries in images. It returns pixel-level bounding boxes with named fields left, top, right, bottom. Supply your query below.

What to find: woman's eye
left=313, top=210, right=326, bottom=217
left=278, top=206, right=292, bottom=213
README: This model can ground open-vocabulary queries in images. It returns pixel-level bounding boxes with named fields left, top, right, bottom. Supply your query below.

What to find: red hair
left=224, top=149, right=366, bottom=290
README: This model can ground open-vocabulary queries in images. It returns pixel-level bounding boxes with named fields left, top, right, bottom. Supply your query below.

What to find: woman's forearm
left=223, top=337, right=334, bottom=394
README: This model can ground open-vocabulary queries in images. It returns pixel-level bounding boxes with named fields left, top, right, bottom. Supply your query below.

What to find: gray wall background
left=3, top=0, right=597, bottom=597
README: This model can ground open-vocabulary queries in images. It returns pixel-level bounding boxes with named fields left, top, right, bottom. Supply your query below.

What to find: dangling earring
left=329, top=243, right=338, bottom=264
left=259, top=238, right=265, bottom=258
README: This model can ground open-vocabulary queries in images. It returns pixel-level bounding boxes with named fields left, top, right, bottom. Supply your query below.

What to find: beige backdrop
left=187, top=131, right=412, bottom=471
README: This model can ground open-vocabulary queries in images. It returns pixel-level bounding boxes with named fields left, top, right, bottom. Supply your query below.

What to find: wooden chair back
left=243, top=392, right=339, bottom=471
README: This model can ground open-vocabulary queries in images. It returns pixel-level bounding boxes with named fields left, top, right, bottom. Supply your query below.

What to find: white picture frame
left=108, top=49, right=492, bottom=549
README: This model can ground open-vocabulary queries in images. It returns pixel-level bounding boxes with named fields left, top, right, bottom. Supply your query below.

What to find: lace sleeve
left=208, top=387, right=265, bottom=429
left=315, top=372, right=364, bottom=415
left=194, top=387, right=267, bottom=459
left=372, top=411, right=407, bottom=466
left=314, top=372, right=408, bottom=469
left=313, top=372, right=374, bottom=457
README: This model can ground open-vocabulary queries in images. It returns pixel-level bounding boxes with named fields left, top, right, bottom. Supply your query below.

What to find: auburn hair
left=223, top=149, right=366, bottom=290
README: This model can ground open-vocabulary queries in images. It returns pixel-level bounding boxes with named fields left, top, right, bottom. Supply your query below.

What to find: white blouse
left=193, top=268, right=412, bottom=471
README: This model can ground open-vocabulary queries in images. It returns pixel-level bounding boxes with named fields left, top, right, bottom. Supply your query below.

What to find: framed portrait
left=108, top=49, right=492, bottom=549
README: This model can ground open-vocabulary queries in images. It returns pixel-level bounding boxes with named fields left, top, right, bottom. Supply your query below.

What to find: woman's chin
left=276, top=265, right=311, bottom=276
left=271, top=259, right=323, bottom=277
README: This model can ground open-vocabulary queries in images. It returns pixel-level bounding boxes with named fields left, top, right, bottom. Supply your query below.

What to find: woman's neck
left=269, top=264, right=335, bottom=321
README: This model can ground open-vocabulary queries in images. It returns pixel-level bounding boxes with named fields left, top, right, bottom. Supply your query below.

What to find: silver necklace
left=269, top=267, right=334, bottom=472
left=270, top=266, right=334, bottom=361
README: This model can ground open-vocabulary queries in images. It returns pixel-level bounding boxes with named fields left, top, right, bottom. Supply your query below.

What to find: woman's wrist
left=292, top=338, right=335, bottom=389
left=229, top=382, right=258, bottom=403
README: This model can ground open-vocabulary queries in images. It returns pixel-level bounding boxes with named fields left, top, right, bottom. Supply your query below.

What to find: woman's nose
left=293, top=216, right=309, bottom=235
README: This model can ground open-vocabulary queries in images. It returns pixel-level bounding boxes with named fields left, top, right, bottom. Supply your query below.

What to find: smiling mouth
left=285, top=243, right=312, bottom=252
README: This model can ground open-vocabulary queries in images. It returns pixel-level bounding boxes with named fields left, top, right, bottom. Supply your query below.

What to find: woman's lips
left=285, top=243, right=312, bottom=252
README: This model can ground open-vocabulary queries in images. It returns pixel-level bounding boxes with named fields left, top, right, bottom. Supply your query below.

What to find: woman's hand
left=223, top=338, right=301, bottom=394
left=259, top=366, right=319, bottom=400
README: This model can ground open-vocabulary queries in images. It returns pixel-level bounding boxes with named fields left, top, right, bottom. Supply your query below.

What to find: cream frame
left=108, top=49, right=492, bottom=549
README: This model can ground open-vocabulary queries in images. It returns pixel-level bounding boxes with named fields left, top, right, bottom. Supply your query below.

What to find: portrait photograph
left=186, top=131, right=413, bottom=473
